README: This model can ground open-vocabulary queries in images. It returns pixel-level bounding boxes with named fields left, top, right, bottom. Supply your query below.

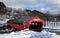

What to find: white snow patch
left=0, top=18, right=9, bottom=24
left=0, top=29, right=59, bottom=38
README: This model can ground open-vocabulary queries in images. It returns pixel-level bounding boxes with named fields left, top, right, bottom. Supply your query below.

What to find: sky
left=0, top=0, right=60, bottom=14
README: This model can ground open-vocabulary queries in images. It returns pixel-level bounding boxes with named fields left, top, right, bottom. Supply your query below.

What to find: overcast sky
left=0, top=0, right=60, bottom=14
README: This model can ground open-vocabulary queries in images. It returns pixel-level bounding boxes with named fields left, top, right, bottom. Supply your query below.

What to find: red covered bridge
left=7, top=16, right=44, bottom=32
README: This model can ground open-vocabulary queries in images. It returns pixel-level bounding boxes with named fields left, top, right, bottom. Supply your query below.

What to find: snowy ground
left=0, top=29, right=60, bottom=38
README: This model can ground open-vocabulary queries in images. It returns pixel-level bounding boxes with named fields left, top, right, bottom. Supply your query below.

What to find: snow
left=0, top=18, right=9, bottom=26
left=0, top=29, right=59, bottom=38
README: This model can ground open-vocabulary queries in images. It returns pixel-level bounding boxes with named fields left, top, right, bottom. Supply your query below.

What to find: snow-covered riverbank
left=0, top=29, right=59, bottom=38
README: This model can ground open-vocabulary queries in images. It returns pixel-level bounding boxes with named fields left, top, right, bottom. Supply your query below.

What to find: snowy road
left=0, top=29, right=60, bottom=38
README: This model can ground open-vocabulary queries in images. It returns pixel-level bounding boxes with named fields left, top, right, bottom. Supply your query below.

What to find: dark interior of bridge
left=29, top=22, right=42, bottom=31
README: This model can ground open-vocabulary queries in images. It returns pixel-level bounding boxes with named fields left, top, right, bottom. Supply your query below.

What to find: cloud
left=0, top=0, right=60, bottom=9
left=0, top=0, right=37, bottom=8
left=45, top=0, right=60, bottom=8
left=44, top=0, right=60, bottom=14
left=29, top=0, right=60, bottom=14
left=46, top=0, right=60, bottom=5
left=0, top=0, right=60, bottom=14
